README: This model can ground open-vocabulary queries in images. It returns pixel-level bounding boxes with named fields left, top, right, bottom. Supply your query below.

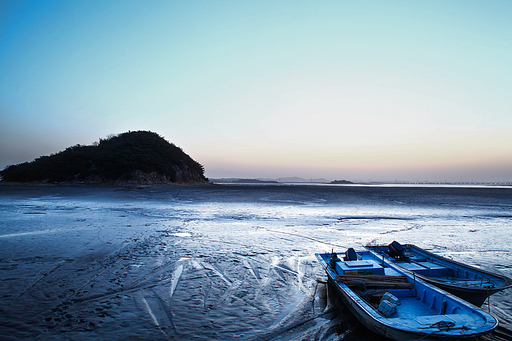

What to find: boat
left=316, top=249, right=498, bottom=340
left=365, top=242, right=512, bottom=307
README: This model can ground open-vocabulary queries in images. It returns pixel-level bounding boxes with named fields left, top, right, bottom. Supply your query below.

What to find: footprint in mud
left=267, top=298, right=280, bottom=311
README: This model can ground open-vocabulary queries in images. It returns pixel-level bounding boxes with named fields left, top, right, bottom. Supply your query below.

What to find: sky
left=1, top=1, right=511, bottom=182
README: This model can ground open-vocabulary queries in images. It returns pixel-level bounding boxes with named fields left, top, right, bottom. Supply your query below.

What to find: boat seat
left=417, top=262, right=451, bottom=277
left=399, top=262, right=427, bottom=271
left=401, top=261, right=451, bottom=277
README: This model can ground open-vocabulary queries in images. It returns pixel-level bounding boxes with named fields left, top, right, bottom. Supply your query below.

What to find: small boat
left=316, top=249, right=498, bottom=341
left=366, top=242, right=512, bottom=307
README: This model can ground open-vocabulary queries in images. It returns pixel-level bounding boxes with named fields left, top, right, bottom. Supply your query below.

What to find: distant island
left=232, top=179, right=278, bottom=184
left=0, top=131, right=208, bottom=185
left=330, top=179, right=354, bottom=184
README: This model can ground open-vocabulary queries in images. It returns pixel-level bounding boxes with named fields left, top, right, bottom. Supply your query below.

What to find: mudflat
left=1, top=184, right=511, bottom=340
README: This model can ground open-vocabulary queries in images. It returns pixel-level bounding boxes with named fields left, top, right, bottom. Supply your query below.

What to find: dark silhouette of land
left=330, top=179, right=354, bottom=184
left=232, top=179, right=278, bottom=184
left=0, top=131, right=208, bottom=185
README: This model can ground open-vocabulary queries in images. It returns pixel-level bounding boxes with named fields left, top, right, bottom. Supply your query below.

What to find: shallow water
left=0, top=184, right=511, bottom=340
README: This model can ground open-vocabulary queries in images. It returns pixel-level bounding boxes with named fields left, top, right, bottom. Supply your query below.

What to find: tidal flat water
left=0, top=184, right=511, bottom=340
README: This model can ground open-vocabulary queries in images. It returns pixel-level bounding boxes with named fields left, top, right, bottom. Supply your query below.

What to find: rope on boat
left=427, top=321, right=456, bottom=330
left=420, top=321, right=470, bottom=337
left=418, top=320, right=468, bottom=340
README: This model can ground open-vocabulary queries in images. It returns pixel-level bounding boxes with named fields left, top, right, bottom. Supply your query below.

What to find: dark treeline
left=0, top=131, right=208, bottom=184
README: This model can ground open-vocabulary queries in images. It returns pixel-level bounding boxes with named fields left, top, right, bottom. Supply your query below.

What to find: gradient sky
left=1, top=1, right=511, bottom=182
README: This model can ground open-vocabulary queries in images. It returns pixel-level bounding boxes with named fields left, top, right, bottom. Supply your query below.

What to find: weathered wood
left=351, top=282, right=413, bottom=289
left=336, top=274, right=409, bottom=282
left=335, top=274, right=413, bottom=289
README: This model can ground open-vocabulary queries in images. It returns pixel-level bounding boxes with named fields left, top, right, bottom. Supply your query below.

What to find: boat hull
left=366, top=243, right=512, bottom=306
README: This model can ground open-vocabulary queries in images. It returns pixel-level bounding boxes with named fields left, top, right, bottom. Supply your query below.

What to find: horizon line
left=209, top=177, right=512, bottom=186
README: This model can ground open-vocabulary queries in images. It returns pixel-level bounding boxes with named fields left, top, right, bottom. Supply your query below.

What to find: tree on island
left=0, top=131, right=208, bottom=184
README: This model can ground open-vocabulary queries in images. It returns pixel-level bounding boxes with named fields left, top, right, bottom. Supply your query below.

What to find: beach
left=1, top=184, right=511, bottom=340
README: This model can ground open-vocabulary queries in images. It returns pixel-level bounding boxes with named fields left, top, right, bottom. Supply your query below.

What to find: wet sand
left=1, top=184, right=511, bottom=340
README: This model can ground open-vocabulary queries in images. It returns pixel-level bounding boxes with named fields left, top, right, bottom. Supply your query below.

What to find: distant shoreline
left=1, top=180, right=510, bottom=189
left=208, top=180, right=512, bottom=188
left=209, top=178, right=512, bottom=187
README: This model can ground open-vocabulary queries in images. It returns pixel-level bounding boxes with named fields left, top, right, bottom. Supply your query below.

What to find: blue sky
left=1, top=1, right=511, bottom=182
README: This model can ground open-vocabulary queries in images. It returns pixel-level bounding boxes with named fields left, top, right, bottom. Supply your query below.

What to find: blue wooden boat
left=366, top=242, right=512, bottom=307
left=316, top=249, right=498, bottom=341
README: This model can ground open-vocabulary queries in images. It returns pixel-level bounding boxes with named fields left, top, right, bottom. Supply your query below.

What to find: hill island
left=330, top=179, right=354, bottom=184
left=0, top=131, right=208, bottom=185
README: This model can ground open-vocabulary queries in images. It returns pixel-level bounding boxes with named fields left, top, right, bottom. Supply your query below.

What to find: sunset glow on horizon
left=1, top=1, right=511, bottom=182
